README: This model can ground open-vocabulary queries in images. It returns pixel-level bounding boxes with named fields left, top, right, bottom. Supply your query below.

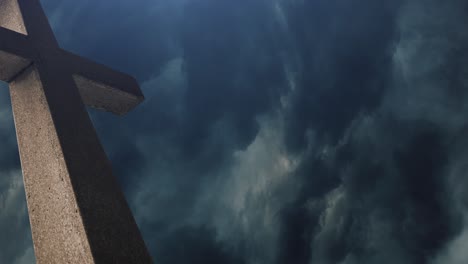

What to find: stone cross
left=0, top=0, right=152, bottom=263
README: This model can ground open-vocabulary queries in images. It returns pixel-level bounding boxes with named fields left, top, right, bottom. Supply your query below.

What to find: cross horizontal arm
left=0, top=27, right=33, bottom=82
left=61, top=50, right=144, bottom=115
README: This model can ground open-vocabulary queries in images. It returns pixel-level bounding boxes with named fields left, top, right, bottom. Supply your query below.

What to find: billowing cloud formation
left=1, top=0, right=468, bottom=263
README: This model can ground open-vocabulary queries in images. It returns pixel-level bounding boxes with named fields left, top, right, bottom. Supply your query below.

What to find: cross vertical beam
left=0, top=0, right=153, bottom=263
left=11, top=62, right=151, bottom=263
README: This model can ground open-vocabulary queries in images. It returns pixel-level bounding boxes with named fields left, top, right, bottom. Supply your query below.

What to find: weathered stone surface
left=1, top=0, right=153, bottom=263
left=0, top=0, right=27, bottom=35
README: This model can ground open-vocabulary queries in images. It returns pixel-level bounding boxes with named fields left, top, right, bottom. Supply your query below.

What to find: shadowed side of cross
left=0, top=0, right=152, bottom=263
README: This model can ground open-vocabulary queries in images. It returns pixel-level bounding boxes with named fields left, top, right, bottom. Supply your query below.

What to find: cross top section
left=0, top=0, right=144, bottom=115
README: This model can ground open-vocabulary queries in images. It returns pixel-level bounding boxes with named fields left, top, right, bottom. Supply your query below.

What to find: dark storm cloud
left=2, top=0, right=468, bottom=263
left=299, top=117, right=454, bottom=264
left=284, top=0, right=468, bottom=263
left=155, top=225, right=245, bottom=264
left=282, top=0, right=402, bottom=149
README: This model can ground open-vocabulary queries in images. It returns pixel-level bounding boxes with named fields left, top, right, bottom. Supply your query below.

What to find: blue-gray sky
left=1, top=0, right=468, bottom=263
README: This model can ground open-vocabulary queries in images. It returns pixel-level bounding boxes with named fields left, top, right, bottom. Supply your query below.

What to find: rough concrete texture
left=1, top=0, right=152, bottom=263
left=0, top=0, right=27, bottom=35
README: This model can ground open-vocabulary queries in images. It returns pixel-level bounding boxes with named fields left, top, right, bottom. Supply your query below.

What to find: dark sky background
left=1, top=0, right=468, bottom=263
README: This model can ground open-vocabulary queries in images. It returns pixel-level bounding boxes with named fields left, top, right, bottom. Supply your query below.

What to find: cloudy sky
left=1, top=0, right=468, bottom=263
